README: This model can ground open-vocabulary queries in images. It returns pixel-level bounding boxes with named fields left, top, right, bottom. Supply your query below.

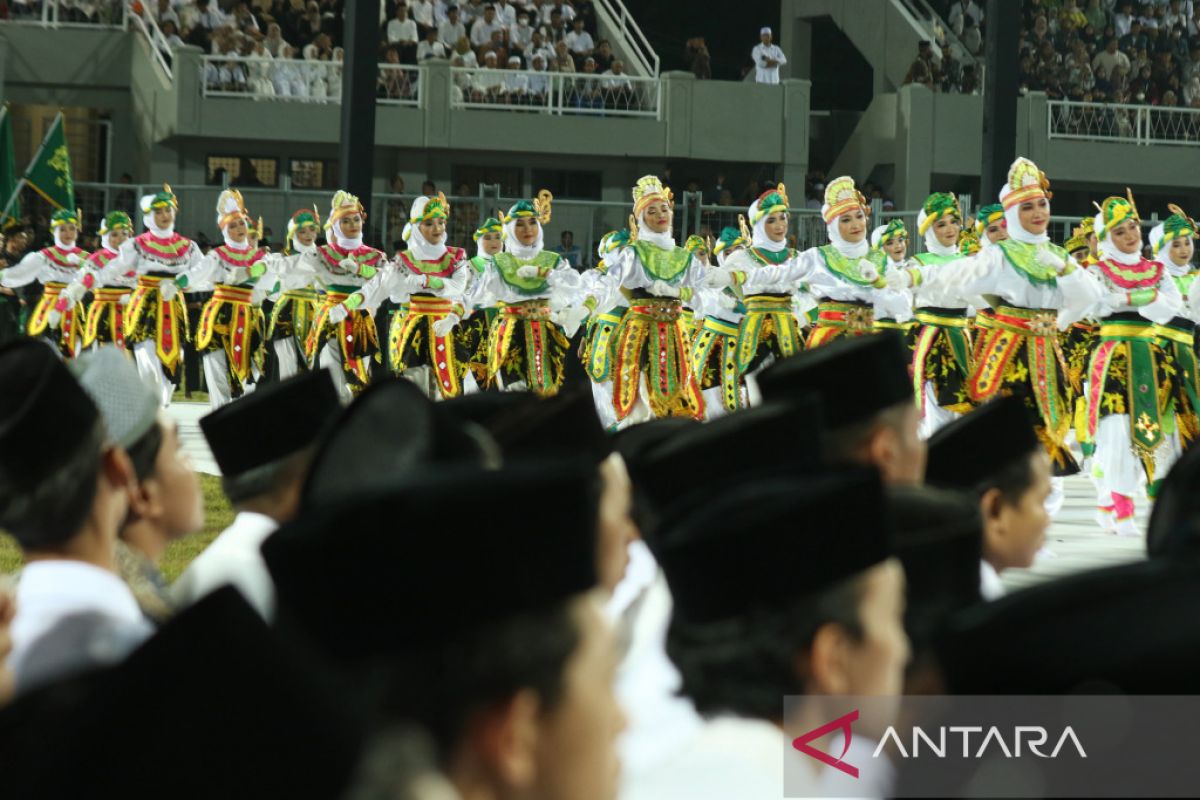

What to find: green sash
left=494, top=251, right=560, bottom=295
left=631, top=241, right=691, bottom=284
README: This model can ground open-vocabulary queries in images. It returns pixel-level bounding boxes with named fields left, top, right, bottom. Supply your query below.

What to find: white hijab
left=402, top=196, right=449, bottom=261
left=821, top=206, right=869, bottom=259
left=140, top=194, right=174, bottom=237
left=749, top=198, right=787, bottom=253
left=635, top=208, right=676, bottom=251
left=504, top=217, right=545, bottom=259
left=998, top=186, right=1050, bottom=245
left=1096, top=212, right=1144, bottom=266
left=917, top=209, right=960, bottom=257
left=52, top=228, right=78, bottom=250
left=330, top=217, right=363, bottom=250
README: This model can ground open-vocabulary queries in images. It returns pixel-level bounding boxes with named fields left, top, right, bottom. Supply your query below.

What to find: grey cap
left=69, top=346, right=159, bottom=448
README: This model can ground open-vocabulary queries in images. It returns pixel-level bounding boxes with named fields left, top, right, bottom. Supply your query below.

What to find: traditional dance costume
left=467, top=192, right=585, bottom=395
left=119, top=186, right=203, bottom=406
left=592, top=176, right=706, bottom=424
left=78, top=212, right=136, bottom=350
left=870, top=219, right=919, bottom=348
left=0, top=208, right=90, bottom=358
left=722, top=189, right=807, bottom=380
left=691, top=226, right=749, bottom=418
left=460, top=217, right=505, bottom=389
left=1086, top=194, right=1192, bottom=534
left=909, top=193, right=973, bottom=436
left=183, top=190, right=270, bottom=409
left=294, top=191, right=385, bottom=400
left=581, top=229, right=630, bottom=429
left=1061, top=217, right=1101, bottom=458
left=262, top=210, right=322, bottom=381
left=353, top=194, right=471, bottom=399
left=943, top=158, right=1103, bottom=476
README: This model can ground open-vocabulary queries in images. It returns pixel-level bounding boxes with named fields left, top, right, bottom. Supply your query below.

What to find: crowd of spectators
left=922, top=0, right=1200, bottom=109
left=1017, top=0, right=1200, bottom=109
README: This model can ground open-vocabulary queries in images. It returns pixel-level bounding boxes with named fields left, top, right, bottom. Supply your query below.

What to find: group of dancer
left=3, top=157, right=1198, bottom=533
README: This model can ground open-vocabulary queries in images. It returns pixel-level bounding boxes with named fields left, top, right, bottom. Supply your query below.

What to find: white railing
left=450, top=67, right=659, bottom=119
left=1048, top=99, right=1200, bottom=147
left=1, top=0, right=127, bottom=28
left=200, top=56, right=422, bottom=108
left=596, top=0, right=659, bottom=77
left=128, top=5, right=173, bottom=80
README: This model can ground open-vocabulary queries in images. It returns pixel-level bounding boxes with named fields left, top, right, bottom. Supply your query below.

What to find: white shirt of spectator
left=494, top=0, right=517, bottom=26
left=510, top=19, right=534, bottom=51
left=565, top=27, right=594, bottom=55
left=540, top=0, right=573, bottom=25
left=752, top=39, right=787, bottom=84
left=528, top=58, right=550, bottom=96
left=417, top=38, right=447, bottom=60
left=438, top=16, right=466, bottom=46
left=408, top=0, right=435, bottom=28
left=470, top=15, right=502, bottom=47
left=388, top=15, right=419, bottom=44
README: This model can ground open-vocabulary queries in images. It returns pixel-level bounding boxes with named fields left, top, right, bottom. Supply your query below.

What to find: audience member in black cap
left=937, top=558, right=1200, bottom=694
left=71, top=346, right=204, bottom=623
left=486, top=386, right=638, bottom=595
left=625, top=470, right=907, bottom=800
left=756, top=332, right=925, bottom=485
left=0, top=339, right=149, bottom=695
left=886, top=484, right=983, bottom=693
left=172, top=368, right=341, bottom=617
left=924, top=396, right=1051, bottom=600
left=264, top=462, right=626, bottom=800
left=0, top=587, right=370, bottom=797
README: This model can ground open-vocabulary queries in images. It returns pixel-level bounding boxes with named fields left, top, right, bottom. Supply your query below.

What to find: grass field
left=0, top=474, right=233, bottom=583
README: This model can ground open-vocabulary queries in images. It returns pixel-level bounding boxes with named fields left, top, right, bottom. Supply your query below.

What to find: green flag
left=0, top=108, right=19, bottom=225
left=24, top=113, right=74, bottom=211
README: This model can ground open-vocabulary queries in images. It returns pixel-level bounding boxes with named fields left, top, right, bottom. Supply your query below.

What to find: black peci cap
left=924, top=396, right=1041, bottom=492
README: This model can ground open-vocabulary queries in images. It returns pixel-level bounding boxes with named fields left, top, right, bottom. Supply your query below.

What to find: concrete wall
left=781, top=0, right=928, bottom=93
left=831, top=84, right=1200, bottom=207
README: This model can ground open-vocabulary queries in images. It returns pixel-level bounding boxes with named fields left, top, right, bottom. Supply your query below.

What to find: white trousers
left=133, top=340, right=174, bottom=408
left=273, top=338, right=302, bottom=381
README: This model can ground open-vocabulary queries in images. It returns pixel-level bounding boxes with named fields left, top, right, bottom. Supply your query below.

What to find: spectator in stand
left=476, top=50, right=504, bottom=101
left=422, top=180, right=436, bottom=196
left=553, top=41, right=576, bottom=73
left=947, top=0, right=983, bottom=37
left=493, top=0, right=516, bottom=26
left=410, top=0, right=435, bottom=38
left=593, top=39, right=613, bottom=72
left=1114, top=1, right=1135, bottom=37
left=388, top=2, right=422, bottom=47
left=555, top=230, right=582, bottom=269
left=545, top=8, right=568, bottom=44
left=263, top=22, right=289, bottom=56
left=903, top=41, right=938, bottom=89
left=273, top=44, right=308, bottom=96
left=565, top=16, right=594, bottom=67
left=503, top=55, right=528, bottom=104
left=962, top=17, right=982, bottom=56
left=527, top=29, right=554, bottom=66
left=686, top=36, right=711, bottom=80
left=439, top=5, right=467, bottom=49
left=527, top=53, right=550, bottom=102
left=509, top=10, right=534, bottom=55
left=454, top=36, right=479, bottom=67
left=417, top=26, right=447, bottom=60
left=1059, top=0, right=1088, bottom=33
left=154, top=0, right=180, bottom=28
left=752, top=26, right=787, bottom=84
left=488, top=28, right=510, bottom=64
left=1093, top=37, right=1131, bottom=80
left=1085, top=0, right=1109, bottom=33
left=378, top=48, right=413, bottom=99
left=470, top=4, right=501, bottom=49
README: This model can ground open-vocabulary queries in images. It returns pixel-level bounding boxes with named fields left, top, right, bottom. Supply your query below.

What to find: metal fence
left=1, top=0, right=126, bottom=28
left=1048, top=99, right=1200, bottom=147
left=450, top=67, right=660, bottom=119
left=199, top=56, right=422, bottom=107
